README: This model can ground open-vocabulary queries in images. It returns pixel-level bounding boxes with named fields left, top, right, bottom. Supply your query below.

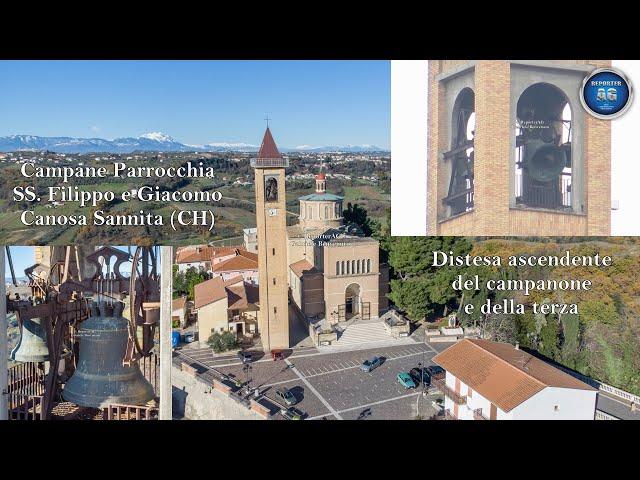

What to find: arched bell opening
left=443, top=88, right=475, bottom=217
left=515, top=82, right=572, bottom=210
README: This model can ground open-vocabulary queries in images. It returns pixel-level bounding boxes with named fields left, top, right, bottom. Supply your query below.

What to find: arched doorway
left=345, top=283, right=361, bottom=320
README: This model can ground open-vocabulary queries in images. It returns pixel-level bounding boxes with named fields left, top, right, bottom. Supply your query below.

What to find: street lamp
left=243, top=363, right=253, bottom=396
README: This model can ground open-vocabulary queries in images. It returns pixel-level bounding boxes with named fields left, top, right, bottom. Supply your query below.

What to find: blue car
left=361, top=356, right=382, bottom=372
left=397, top=372, right=417, bottom=389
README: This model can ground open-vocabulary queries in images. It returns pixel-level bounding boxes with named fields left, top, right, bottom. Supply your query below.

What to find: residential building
left=432, top=338, right=598, bottom=420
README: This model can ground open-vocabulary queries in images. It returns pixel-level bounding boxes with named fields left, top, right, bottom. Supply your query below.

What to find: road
left=597, top=393, right=640, bottom=420
left=176, top=341, right=448, bottom=420
left=174, top=338, right=639, bottom=420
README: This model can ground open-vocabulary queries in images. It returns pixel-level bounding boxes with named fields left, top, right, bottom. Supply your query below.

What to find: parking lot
left=177, top=341, right=449, bottom=420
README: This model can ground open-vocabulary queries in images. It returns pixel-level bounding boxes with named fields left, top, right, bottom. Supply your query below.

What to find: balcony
left=432, top=377, right=467, bottom=405
left=473, top=408, right=488, bottom=420
left=250, top=158, right=289, bottom=168
left=443, top=409, right=457, bottom=420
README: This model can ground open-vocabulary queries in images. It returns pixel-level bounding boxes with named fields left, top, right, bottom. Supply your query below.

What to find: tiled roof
left=257, top=127, right=282, bottom=159
left=172, top=296, right=187, bottom=311
left=175, top=246, right=214, bottom=264
left=289, top=259, right=320, bottom=278
left=433, top=339, right=596, bottom=413
left=194, top=277, right=227, bottom=309
left=212, top=253, right=258, bottom=273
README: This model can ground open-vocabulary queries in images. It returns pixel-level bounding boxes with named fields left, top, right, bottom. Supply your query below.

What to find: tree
left=343, top=202, right=373, bottom=236
left=173, top=266, right=207, bottom=301
left=386, top=236, right=472, bottom=320
left=207, top=331, right=239, bottom=353
left=388, top=278, right=433, bottom=321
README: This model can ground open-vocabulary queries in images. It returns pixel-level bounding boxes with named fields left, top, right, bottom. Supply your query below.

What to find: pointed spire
left=257, top=127, right=282, bottom=159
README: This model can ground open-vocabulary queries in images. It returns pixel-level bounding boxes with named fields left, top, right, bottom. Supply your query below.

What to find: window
left=515, top=83, right=572, bottom=210
left=272, top=248, right=276, bottom=256
left=367, top=258, right=371, bottom=273
left=325, top=205, right=330, bottom=219
left=273, top=278, right=276, bottom=285
left=336, top=261, right=340, bottom=275
left=273, top=307, right=277, bottom=314
left=444, top=88, right=475, bottom=217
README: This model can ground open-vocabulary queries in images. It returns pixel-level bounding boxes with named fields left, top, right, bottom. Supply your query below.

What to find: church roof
left=298, top=192, right=344, bottom=202
left=289, top=259, right=321, bottom=278
left=257, top=127, right=282, bottom=159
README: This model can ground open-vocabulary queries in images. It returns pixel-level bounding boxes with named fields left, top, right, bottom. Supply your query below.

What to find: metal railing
left=443, top=409, right=457, bottom=420
left=9, top=394, right=44, bottom=420
left=103, top=404, right=159, bottom=420
left=139, top=353, right=160, bottom=395
left=432, top=377, right=467, bottom=405
left=6, top=363, right=46, bottom=420
left=595, top=410, right=620, bottom=421
left=250, top=158, right=289, bottom=168
left=473, top=408, right=488, bottom=420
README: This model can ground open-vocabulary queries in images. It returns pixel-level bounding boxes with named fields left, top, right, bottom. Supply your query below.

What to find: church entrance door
left=345, top=283, right=361, bottom=320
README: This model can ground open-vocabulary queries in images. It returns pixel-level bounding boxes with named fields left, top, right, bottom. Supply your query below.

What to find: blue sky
left=5, top=246, right=133, bottom=280
left=5, top=247, right=33, bottom=280
left=0, top=60, right=390, bottom=149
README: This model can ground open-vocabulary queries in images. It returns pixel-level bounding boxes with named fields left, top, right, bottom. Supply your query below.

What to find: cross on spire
left=264, top=115, right=271, bottom=127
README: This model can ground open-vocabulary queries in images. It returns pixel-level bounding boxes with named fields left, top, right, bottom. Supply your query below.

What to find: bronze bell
left=62, top=300, right=155, bottom=408
left=10, top=317, right=49, bottom=363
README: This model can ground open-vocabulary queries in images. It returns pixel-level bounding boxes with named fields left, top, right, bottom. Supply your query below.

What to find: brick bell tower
left=427, top=60, right=611, bottom=236
left=252, top=127, right=290, bottom=351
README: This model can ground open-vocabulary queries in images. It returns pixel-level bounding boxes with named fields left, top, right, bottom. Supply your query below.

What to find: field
left=0, top=162, right=390, bottom=246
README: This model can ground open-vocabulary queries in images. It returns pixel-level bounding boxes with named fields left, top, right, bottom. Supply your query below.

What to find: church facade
left=285, top=169, right=389, bottom=325
left=248, top=127, right=389, bottom=350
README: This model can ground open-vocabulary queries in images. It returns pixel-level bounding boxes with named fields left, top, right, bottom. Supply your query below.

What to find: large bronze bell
left=62, top=301, right=155, bottom=408
left=523, top=139, right=566, bottom=183
left=10, top=317, right=49, bottom=363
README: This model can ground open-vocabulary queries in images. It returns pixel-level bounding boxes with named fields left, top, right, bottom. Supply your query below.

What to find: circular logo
left=580, top=67, right=633, bottom=119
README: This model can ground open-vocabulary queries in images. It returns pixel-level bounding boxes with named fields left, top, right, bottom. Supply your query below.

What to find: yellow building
left=194, top=275, right=259, bottom=343
left=286, top=173, right=389, bottom=323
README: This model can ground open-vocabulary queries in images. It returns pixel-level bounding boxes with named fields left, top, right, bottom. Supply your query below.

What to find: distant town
left=0, top=148, right=390, bottom=245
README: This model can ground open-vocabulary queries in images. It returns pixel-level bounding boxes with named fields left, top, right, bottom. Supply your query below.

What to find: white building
left=433, top=339, right=598, bottom=420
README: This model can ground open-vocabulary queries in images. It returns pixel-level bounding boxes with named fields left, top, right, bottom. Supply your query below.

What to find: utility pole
left=159, top=246, right=173, bottom=420
left=0, top=247, right=7, bottom=420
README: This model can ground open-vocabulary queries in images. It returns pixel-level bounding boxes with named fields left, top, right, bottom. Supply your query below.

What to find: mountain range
left=0, top=133, right=388, bottom=154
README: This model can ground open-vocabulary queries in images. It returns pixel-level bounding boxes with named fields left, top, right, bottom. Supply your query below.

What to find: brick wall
left=428, top=60, right=611, bottom=236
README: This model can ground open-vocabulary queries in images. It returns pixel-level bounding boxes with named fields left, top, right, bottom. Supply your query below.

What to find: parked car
left=426, top=365, right=445, bottom=380
left=275, top=387, right=298, bottom=406
left=409, top=367, right=431, bottom=386
left=360, top=356, right=382, bottom=372
left=237, top=350, right=253, bottom=364
left=280, top=407, right=305, bottom=420
left=271, top=349, right=285, bottom=361
left=397, top=372, right=417, bottom=389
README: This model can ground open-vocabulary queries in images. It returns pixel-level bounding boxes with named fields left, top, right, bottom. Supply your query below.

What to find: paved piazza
left=177, top=340, right=451, bottom=420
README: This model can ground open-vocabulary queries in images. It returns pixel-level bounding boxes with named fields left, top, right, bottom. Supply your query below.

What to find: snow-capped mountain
left=0, top=133, right=388, bottom=154
left=292, top=144, right=385, bottom=153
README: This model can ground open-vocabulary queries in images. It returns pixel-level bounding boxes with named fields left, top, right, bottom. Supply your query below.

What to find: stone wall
left=172, top=366, right=262, bottom=420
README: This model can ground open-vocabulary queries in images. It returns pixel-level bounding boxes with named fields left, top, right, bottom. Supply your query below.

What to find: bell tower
left=252, top=127, right=290, bottom=351
left=427, top=60, right=611, bottom=236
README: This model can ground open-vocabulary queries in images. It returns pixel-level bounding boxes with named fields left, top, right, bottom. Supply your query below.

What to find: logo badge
left=580, top=67, right=633, bottom=119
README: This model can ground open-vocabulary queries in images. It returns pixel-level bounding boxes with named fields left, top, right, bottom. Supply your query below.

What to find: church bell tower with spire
left=251, top=127, right=290, bottom=351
